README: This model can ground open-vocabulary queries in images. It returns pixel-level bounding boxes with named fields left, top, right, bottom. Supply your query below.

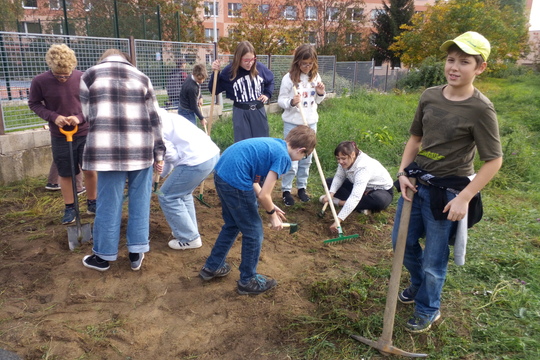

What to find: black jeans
left=326, top=178, right=394, bottom=212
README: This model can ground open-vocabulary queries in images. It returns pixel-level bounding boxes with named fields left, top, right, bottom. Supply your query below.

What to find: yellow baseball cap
left=440, top=31, right=491, bottom=61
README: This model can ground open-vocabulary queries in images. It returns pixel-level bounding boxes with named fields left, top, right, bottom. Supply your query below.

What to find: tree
left=391, top=0, right=530, bottom=67
left=301, top=0, right=369, bottom=60
left=0, top=0, right=24, bottom=32
left=371, top=0, right=414, bottom=68
left=219, top=0, right=306, bottom=55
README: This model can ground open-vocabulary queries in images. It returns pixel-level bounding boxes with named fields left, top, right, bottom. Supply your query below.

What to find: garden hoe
left=267, top=222, right=298, bottom=234
left=293, top=87, right=359, bottom=244
left=195, top=69, right=218, bottom=208
left=351, top=178, right=428, bottom=358
left=60, top=125, right=92, bottom=251
left=317, top=202, right=329, bottom=218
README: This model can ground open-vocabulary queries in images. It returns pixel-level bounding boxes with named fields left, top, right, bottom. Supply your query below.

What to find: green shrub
left=397, top=56, right=446, bottom=90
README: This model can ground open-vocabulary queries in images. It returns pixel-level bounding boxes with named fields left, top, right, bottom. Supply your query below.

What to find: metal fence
left=0, top=31, right=408, bottom=134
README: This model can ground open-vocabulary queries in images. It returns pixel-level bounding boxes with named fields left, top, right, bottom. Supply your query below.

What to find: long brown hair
left=289, top=44, right=319, bottom=85
left=230, top=41, right=259, bottom=80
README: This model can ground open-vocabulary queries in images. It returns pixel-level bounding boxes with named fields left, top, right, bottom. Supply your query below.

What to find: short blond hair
left=45, top=44, right=77, bottom=73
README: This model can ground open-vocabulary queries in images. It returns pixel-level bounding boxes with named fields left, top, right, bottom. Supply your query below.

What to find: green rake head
left=323, top=227, right=360, bottom=244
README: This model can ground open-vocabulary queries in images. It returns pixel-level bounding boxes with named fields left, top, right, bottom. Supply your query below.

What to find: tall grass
left=218, top=74, right=539, bottom=359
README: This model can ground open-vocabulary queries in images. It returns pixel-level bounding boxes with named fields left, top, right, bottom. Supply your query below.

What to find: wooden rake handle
left=292, top=86, right=342, bottom=232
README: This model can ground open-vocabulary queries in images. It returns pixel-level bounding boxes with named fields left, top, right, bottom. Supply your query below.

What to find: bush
left=397, top=56, right=446, bottom=90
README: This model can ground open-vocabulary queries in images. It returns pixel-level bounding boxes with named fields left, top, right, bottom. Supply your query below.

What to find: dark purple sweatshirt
left=28, top=69, right=87, bottom=138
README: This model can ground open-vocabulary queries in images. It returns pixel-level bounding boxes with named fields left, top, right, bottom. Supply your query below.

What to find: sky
left=531, top=0, right=540, bottom=30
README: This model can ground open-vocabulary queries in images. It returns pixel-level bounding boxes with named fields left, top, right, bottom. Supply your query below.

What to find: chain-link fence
left=0, top=31, right=407, bottom=134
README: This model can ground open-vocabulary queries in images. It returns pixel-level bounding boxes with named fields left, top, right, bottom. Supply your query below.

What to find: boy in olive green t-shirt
left=393, top=31, right=503, bottom=333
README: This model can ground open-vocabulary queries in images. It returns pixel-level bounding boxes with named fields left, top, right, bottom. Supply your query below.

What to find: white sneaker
left=168, top=237, right=202, bottom=250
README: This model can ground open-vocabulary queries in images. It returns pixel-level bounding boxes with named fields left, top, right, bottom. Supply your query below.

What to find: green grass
left=253, top=74, right=538, bottom=359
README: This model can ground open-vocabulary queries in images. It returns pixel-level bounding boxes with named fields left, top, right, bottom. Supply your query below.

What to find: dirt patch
left=0, top=178, right=393, bottom=359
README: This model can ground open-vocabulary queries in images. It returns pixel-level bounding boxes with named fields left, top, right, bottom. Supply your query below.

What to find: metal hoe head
left=194, top=194, right=211, bottom=208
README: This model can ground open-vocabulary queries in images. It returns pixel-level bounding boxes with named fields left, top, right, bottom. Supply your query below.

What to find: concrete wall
left=0, top=102, right=284, bottom=186
left=0, top=128, right=53, bottom=186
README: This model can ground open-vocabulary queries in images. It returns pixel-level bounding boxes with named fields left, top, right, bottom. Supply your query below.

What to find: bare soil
left=0, top=177, right=393, bottom=359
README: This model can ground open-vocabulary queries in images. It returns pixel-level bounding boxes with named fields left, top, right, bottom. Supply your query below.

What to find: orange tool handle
left=59, top=125, right=78, bottom=142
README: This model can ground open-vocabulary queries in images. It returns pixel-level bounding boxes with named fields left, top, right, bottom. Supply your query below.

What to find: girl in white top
left=321, top=141, right=394, bottom=232
left=157, top=108, right=220, bottom=251
left=278, top=44, right=326, bottom=206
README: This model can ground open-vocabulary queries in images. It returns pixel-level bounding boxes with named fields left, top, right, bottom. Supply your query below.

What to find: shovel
left=351, top=178, right=427, bottom=357
left=59, top=125, right=93, bottom=251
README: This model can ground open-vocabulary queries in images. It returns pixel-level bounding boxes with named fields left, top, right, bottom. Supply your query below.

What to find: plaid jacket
left=80, top=55, right=165, bottom=171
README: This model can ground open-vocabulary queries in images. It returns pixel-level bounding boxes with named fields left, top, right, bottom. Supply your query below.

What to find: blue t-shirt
left=215, top=138, right=291, bottom=191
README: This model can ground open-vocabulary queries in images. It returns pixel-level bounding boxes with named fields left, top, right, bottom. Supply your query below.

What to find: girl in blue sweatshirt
left=209, top=41, right=274, bottom=142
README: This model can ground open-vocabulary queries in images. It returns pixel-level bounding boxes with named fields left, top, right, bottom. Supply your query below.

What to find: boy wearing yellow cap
left=393, top=31, right=503, bottom=333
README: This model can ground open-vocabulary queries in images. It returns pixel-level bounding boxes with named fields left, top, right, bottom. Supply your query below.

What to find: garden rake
left=350, top=178, right=428, bottom=358
left=293, top=86, right=359, bottom=244
left=195, top=68, right=218, bottom=208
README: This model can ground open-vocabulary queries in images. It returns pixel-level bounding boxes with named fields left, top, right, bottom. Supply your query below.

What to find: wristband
left=266, top=208, right=276, bottom=215
left=396, top=171, right=407, bottom=178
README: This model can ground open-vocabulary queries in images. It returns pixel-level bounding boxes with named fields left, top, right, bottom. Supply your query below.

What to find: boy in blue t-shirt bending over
left=200, top=125, right=317, bottom=295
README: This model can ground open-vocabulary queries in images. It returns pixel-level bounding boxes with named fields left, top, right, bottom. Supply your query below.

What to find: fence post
left=0, top=102, right=5, bottom=135
left=129, top=36, right=136, bottom=67
left=176, top=11, right=181, bottom=42
left=353, top=61, right=358, bottom=93
left=370, top=58, right=375, bottom=90
left=384, top=63, right=389, bottom=92
left=332, top=56, right=337, bottom=93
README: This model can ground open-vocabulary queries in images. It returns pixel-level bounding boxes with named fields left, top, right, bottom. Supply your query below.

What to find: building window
left=204, top=1, right=219, bottom=17
left=371, top=9, right=384, bottom=20
left=347, top=8, right=363, bottom=21
left=326, top=7, right=339, bottom=21
left=346, top=32, right=361, bottom=45
left=23, top=0, right=38, bottom=9
left=228, top=27, right=240, bottom=37
left=228, top=3, right=241, bottom=17
left=305, top=6, right=317, bottom=21
left=283, top=6, right=297, bottom=20
left=259, top=4, right=270, bottom=16
left=205, top=28, right=219, bottom=41
left=50, top=0, right=72, bottom=10
left=21, top=22, right=41, bottom=34
left=325, top=32, right=337, bottom=44
left=307, top=31, right=317, bottom=44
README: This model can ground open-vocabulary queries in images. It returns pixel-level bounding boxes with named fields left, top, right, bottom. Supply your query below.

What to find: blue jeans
left=392, top=183, right=457, bottom=316
left=178, top=107, right=197, bottom=125
left=281, top=122, right=317, bottom=192
left=204, top=173, right=264, bottom=283
left=92, top=167, right=153, bottom=261
left=158, top=154, right=219, bottom=242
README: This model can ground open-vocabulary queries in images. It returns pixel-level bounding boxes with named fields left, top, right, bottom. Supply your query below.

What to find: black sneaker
left=282, top=191, right=295, bottom=206
left=405, top=310, right=441, bottom=333
left=87, top=199, right=96, bottom=215
left=83, top=254, right=110, bottom=271
left=297, top=188, right=310, bottom=202
left=398, top=287, right=416, bottom=304
left=62, top=206, right=76, bottom=225
left=237, top=274, right=277, bottom=295
left=45, top=183, right=60, bottom=191
left=129, top=252, right=145, bottom=271
left=77, top=187, right=86, bottom=196
left=199, top=263, right=232, bottom=281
